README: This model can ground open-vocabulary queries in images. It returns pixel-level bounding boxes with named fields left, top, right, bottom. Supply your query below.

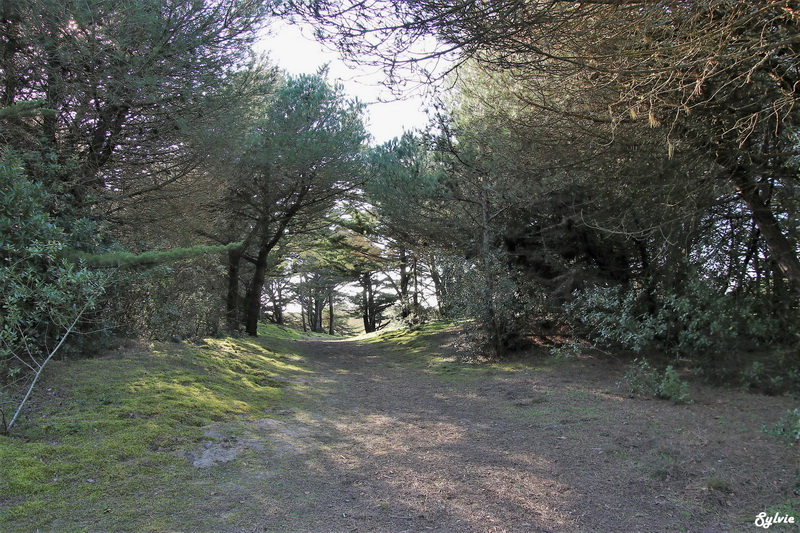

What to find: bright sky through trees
left=256, top=22, right=431, bottom=145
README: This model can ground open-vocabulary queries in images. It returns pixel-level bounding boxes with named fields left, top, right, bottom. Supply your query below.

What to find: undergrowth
left=762, top=408, right=800, bottom=447
left=622, top=359, right=693, bottom=404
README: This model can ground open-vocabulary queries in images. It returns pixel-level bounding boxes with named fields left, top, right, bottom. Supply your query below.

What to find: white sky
left=255, top=22, right=432, bottom=145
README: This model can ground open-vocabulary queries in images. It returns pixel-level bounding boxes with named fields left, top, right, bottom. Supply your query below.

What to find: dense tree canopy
left=289, top=0, right=800, bottom=291
left=278, top=0, right=799, bottom=371
left=0, top=0, right=273, bottom=422
left=0, top=0, right=269, bottom=212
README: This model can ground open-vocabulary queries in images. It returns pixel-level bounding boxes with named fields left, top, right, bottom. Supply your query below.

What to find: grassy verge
left=357, top=320, right=538, bottom=378
left=0, top=326, right=316, bottom=532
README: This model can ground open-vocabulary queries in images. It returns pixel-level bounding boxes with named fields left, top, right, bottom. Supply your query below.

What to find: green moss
left=359, top=320, right=456, bottom=345
left=0, top=331, right=310, bottom=531
left=0, top=444, right=53, bottom=496
left=257, top=322, right=330, bottom=340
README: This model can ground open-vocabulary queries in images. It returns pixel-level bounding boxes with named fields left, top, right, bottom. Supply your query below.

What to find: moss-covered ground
left=1, top=321, right=797, bottom=532
left=0, top=324, right=315, bottom=532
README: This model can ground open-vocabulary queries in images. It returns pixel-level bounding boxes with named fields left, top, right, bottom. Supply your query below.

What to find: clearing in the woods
left=1, top=324, right=797, bottom=532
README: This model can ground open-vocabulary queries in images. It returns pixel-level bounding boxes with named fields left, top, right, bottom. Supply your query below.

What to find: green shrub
left=623, top=359, right=660, bottom=395
left=568, top=286, right=663, bottom=352
left=623, top=359, right=692, bottom=404
left=0, top=153, right=105, bottom=365
left=657, top=365, right=692, bottom=404
left=108, top=257, right=227, bottom=340
left=549, top=342, right=585, bottom=360
left=762, top=409, right=800, bottom=446
left=450, top=252, right=539, bottom=356
left=568, top=270, right=799, bottom=360
left=0, top=153, right=107, bottom=432
left=739, top=356, right=800, bottom=396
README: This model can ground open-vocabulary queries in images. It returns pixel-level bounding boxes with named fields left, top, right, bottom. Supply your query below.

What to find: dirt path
left=199, top=333, right=798, bottom=533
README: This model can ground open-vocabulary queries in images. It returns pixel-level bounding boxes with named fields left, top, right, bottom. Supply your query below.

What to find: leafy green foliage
left=451, top=252, right=538, bottom=356
left=73, top=245, right=246, bottom=340
left=0, top=154, right=102, bottom=355
left=548, top=342, right=585, bottom=360
left=739, top=357, right=800, bottom=396
left=109, top=258, right=228, bottom=340
left=294, top=0, right=800, bottom=384
left=212, top=70, right=369, bottom=335
left=762, top=409, right=800, bottom=447
left=623, top=359, right=692, bottom=404
left=1, top=0, right=267, bottom=209
left=366, top=132, right=449, bottom=243
left=0, top=153, right=107, bottom=431
left=569, top=270, right=798, bottom=359
left=0, top=0, right=274, bottom=347
left=570, top=286, right=663, bottom=353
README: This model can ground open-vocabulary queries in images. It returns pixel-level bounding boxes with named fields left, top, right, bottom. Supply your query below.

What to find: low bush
left=450, top=252, right=540, bottom=357
left=568, top=270, right=799, bottom=391
left=622, top=359, right=692, bottom=404
left=762, top=408, right=800, bottom=447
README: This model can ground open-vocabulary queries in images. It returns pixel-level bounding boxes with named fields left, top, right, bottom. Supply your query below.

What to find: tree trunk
left=362, top=271, right=376, bottom=333
left=300, top=295, right=308, bottom=332
left=226, top=248, right=242, bottom=332
left=428, top=254, right=447, bottom=316
left=736, top=220, right=760, bottom=294
left=273, top=295, right=284, bottom=325
left=313, top=297, right=324, bottom=332
left=306, top=300, right=314, bottom=331
left=398, top=248, right=411, bottom=318
left=244, top=246, right=270, bottom=336
left=328, top=289, right=335, bottom=335
left=731, top=169, right=800, bottom=294
left=242, top=213, right=295, bottom=336
left=412, top=256, right=419, bottom=308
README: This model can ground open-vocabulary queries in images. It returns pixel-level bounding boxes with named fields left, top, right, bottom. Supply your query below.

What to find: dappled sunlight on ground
left=5, top=327, right=795, bottom=532
left=222, top=332, right=798, bottom=533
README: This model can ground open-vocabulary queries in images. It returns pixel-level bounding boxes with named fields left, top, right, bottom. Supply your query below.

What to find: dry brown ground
left=194, top=331, right=799, bottom=533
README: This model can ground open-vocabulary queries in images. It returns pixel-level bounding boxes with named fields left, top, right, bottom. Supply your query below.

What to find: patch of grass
left=430, top=360, right=480, bottom=376
left=356, top=321, right=466, bottom=370
left=359, top=321, right=456, bottom=346
left=0, top=333, right=308, bottom=531
left=519, top=402, right=603, bottom=424
left=764, top=500, right=800, bottom=524
left=608, top=448, right=630, bottom=462
left=257, top=322, right=331, bottom=340
left=704, top=477, right=732, bottom=493
left=361, top=321, right=543, bottom=380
